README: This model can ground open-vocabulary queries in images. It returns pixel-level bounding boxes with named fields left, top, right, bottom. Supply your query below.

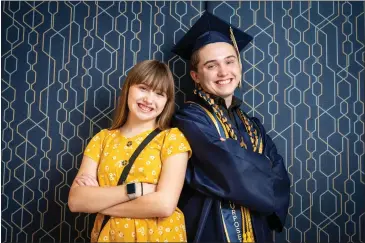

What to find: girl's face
left=127, top=83, right=168, bottom=124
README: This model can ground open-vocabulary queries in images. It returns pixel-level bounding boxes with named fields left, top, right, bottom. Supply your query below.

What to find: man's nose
left=217, top=64, right=228, bottom=77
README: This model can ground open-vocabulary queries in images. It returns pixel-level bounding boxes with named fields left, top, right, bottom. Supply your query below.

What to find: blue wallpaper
left=2, top=1, right=364, bottom=242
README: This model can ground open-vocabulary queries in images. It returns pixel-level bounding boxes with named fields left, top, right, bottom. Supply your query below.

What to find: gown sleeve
left=252, top=117, right=290, bottom=232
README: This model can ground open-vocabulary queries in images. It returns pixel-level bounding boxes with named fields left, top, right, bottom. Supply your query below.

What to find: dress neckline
left=117, top=128, right=154, bottom=140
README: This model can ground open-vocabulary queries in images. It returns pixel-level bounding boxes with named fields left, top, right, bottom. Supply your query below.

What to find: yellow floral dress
left=83, top=128, right=191, bottom=242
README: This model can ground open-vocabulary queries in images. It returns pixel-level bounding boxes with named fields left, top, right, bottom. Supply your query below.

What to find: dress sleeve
left=83, top=129, right=108, bottom=164
left=160, top=128, right=192, bottom=162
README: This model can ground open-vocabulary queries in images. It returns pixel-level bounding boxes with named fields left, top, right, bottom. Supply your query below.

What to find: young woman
left=68, top=60, right=191, bottom=242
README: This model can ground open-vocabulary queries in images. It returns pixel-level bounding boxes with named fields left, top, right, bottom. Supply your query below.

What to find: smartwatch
left=126, top=182, right=137, bottom=200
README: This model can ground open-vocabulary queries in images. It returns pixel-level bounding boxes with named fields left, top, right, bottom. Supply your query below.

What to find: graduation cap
left=171, top=12, right=253, bottom=61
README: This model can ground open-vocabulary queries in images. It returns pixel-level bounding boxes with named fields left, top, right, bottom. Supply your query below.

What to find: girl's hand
left=75, top=174, right=99, bottom=187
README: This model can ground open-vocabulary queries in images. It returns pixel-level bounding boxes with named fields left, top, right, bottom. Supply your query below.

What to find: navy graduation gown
left=172, top=97, right=290, bottom=243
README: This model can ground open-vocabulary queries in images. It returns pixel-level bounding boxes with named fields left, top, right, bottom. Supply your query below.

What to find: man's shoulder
left=176, top=100, right=210, bottom=115
left=172, top=101, right=214, bottom=128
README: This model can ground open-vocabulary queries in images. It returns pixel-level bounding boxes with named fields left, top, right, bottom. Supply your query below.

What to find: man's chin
left=216, top=91, right=235, bottom=98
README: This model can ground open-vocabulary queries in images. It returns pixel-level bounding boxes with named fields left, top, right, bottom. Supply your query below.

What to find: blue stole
left=220, top=201, right=244, bottom=242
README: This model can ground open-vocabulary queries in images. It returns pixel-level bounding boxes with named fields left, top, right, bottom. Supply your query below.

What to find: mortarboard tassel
left=230, top=26, right=243, bottom=88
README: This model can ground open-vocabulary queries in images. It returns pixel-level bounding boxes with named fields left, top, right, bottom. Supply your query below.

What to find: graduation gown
left=172, top=95, right=290, bottom=243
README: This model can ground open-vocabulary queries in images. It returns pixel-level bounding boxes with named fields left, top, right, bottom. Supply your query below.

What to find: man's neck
left=224, top=96, right=232, bottom=108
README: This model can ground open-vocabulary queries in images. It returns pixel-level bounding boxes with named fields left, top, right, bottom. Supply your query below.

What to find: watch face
left=127, top=183, right=136, bottom=194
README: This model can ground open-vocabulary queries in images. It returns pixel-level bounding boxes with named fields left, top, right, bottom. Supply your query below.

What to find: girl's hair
left=110, top=60, right=175, bottom=130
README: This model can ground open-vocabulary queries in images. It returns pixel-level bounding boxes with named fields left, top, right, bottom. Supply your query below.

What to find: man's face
left=190, top=42, right=242, bottom=100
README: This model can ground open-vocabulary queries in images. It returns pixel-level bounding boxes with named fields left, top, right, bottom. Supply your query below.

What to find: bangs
left=130, top=63, right=174, bottom=95
left=141, top=74, right=170, bottom=93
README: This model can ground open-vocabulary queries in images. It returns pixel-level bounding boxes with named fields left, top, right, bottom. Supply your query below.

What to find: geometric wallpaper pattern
left=1, top=1, right=364, bottom=242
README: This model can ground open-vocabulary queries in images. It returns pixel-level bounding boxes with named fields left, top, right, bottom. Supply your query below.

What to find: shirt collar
left=208, top=93, right=242, bottom=111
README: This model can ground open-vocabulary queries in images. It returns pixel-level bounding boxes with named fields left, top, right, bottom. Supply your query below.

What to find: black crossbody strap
left=99, top=128, right=161, bottom=235
left=116, top=128, right=161, bottom=185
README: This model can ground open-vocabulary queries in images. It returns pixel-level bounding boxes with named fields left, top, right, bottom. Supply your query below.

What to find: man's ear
left=190, top=70, right=200, bottom=84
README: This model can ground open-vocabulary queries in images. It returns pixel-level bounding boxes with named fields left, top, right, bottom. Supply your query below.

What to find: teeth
left=138, top=104, right=152, bottom=112
left=217, top=79, right=231, bottom=85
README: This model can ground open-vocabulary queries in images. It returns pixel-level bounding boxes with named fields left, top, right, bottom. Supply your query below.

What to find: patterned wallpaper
left=1, top=1, right=364, bottom=242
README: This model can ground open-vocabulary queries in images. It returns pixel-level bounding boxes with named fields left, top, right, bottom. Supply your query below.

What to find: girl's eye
left=139, top=86, right=148, bottom=91
left=156, top=91, right=166, bottom=97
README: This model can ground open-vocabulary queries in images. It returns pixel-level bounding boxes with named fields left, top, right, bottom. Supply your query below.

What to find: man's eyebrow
left=225, top=55, right=237, bottom=59
left=203, top=55, right=237, bottom=66
left=203, top=59, right=217, bottom=66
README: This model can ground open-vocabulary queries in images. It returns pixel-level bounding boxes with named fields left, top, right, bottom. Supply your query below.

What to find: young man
left=172, top=12, right=290, bottom=243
